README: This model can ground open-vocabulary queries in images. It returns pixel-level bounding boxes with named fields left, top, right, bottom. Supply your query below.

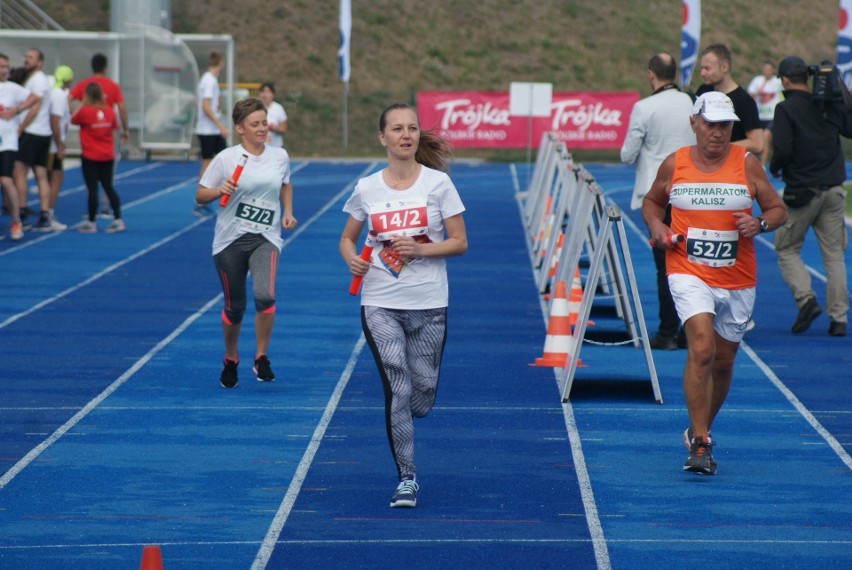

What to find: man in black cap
left=770, top=56, right=851, bottom=337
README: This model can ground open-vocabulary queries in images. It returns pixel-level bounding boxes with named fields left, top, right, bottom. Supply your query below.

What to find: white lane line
left=739, top=342, right=852, bottom=471
left=512, top=163, right=611, bottom=570
left=251, top=336, right=367, bottom=570
left=0, top=162, right=375, bottom=496
left=0, top=294, right=222, bottom=491
left=0, top=178, right=203, bottom=331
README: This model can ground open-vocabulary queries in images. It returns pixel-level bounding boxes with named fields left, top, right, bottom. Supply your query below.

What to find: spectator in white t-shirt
left=0, top=52, right=38, bottom=240
left=193, top=50, right=229, bottom=216
left=14, top=48, right=54, bottom=231
left=258, top=82, right=288, bottom=148
left=46, top=64, right=74, bottom=230
left=747, top=61, right=783, bottom=167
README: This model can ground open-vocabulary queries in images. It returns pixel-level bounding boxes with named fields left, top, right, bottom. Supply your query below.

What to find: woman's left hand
left=390, top=235, right=419, bottom=257
left=281, top=215, right=298, bottom=230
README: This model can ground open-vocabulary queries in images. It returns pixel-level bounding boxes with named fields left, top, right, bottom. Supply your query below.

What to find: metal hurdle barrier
left=519, top=131, right=560, bottom=225
left=559, top=204, right=662, bottom=403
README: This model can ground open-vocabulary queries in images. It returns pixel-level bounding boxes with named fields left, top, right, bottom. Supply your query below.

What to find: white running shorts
left=668, top=273, right=756, bottom=343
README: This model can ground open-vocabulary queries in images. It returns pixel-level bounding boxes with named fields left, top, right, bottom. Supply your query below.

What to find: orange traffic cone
left=567, top=267, right=595, bottom=329
left=543, top=232, right=565, bottom=300
left=140, top=545, right=163, bottom=570
left=532, top=281, right=583, bottom=367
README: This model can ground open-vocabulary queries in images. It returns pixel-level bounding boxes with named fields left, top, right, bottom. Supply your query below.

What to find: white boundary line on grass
left=510, top=162, right=613, bottom=570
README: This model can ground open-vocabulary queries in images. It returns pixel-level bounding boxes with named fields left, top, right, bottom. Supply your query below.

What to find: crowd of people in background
left=0, top=48, right=131, bottom=238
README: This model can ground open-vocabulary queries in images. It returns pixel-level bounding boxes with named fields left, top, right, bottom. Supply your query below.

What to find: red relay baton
left=219, top=153, right=249, bottom=207
left=348, top=230, right=379, bottom=296
left=649, top=234, right=684, bottom=247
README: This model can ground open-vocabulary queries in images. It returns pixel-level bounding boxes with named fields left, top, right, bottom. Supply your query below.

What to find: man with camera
left=770, top=56, right=850, bottom=337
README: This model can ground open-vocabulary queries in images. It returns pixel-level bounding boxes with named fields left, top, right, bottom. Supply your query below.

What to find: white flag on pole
left=680, top=0, right=701, bottom=88
left=338, top=0, right=352, bottom=82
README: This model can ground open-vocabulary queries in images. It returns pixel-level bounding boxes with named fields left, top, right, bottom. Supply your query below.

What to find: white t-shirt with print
left=200, top=144, right=291, bottom=255
left=0, top=81, right=30, bottom=151
left=343, top=165, right=465, bottom=310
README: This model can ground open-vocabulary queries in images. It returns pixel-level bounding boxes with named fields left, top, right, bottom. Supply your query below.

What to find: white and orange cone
left=532, top=280, right=583, bottom=367
left=567, top=267, right=595, bottom=329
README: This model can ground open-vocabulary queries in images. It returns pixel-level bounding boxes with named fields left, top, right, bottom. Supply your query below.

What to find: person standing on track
left=72, top=82, right=124, bottom=234
left=0, top=52, right=38, bottom=241
left=195, top=98, right=297, bottom=389
left=258, top=82, right=287, bottom=149
left=47, top=64, right=74, bottom=231
left=770, top=56, right=851, bottom=337
left=339, top=103, right=467, bottom=507
left=642, top=92, right=787, bottom=476
left=68, top=53, right=129, bottom=220
left=621, top=52, right=696, bottom=350
left=13, top=48, right=54, bottom=231
left=193, top=50, right=229, bottom=217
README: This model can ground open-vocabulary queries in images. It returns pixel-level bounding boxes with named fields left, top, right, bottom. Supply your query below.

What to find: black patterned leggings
left=361, top=306, right=447, bottom=480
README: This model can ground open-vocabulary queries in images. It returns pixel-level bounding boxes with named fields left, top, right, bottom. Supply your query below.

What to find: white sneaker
left=77, top=221, right=97, bottom=233
left=104, top=219, right=125, bottom=233
left=49, top=217, right=68, bottom=231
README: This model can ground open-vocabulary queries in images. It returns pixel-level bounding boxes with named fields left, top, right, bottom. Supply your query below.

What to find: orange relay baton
left=219, top=153, right=249, bottom=207
left=348, top=230, right=379, bottom=296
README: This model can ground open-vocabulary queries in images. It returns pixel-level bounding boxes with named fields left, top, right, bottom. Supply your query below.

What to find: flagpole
left=343, top=80, right=349, bottom=150
left=339, top=0, right=352, bottom=153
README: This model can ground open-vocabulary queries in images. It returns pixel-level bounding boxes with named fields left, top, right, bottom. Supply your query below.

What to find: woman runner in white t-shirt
left=339, top=103, right=468, bottom=508
left=195, top=98, right=297, bottom=388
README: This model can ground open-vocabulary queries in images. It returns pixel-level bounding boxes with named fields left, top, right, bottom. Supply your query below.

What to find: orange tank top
left=666, top=146, right=756, bottom=289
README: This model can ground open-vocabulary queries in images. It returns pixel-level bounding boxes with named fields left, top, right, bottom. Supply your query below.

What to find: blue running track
left=0, top=158, right=849, bottom=568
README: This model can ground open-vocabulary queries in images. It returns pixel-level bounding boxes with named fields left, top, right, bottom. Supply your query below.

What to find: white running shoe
left=104, top=219, right=126, bottom=233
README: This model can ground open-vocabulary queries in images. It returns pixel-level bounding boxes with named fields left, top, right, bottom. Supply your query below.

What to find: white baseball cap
left=692, top=91, right=740, bottom=122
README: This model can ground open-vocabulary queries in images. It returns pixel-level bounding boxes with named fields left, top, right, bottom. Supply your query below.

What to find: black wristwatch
left=757, top=217, right=769, bottom=233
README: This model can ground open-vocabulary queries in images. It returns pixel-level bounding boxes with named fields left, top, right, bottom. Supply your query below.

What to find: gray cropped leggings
left=361, top=305, right=447, bottom=480
left=213, top=233, right=278, bottom=325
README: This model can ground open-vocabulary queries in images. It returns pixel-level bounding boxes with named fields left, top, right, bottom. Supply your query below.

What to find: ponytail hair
left=379, top=103, right=453, bottom=173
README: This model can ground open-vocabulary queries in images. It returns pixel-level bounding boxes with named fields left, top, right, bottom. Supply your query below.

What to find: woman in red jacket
left=71, top=82, right=124, bottom=233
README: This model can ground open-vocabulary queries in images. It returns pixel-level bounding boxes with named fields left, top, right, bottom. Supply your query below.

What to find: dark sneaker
left=390, top=476, right=418, bottom=508
left=828, top=321, right=846, bottom=337
left=30, top=217, right=54, bottom=232
left=684, top=436, right=716, bottom=475
left=253, top=355, right=275, bottom=382
left=791, top=298, right=822, bottom=333
left=649, top=333, right=677, bottom=350
left=220, top=358, right=238, bottom=388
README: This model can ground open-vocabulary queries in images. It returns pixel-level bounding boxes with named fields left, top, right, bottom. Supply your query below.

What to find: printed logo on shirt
left=670, top=183, right=752, bottom=210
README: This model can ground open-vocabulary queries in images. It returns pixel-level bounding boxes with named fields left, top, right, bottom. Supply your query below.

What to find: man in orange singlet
left=642, top=92, right=788, bottom=475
